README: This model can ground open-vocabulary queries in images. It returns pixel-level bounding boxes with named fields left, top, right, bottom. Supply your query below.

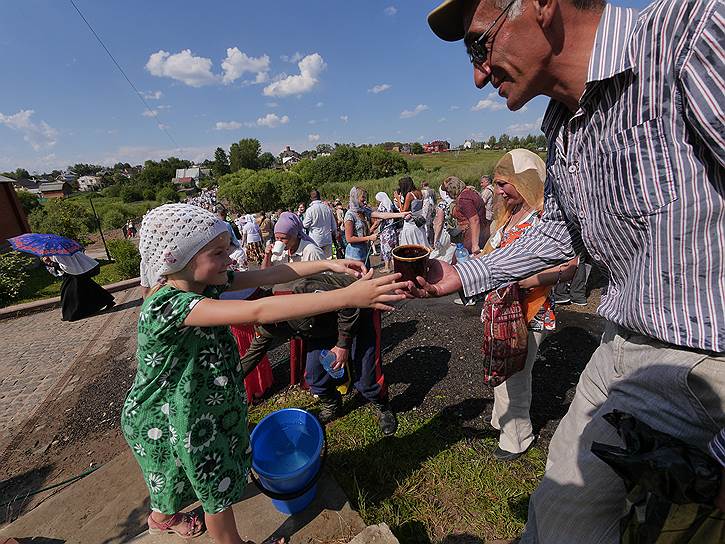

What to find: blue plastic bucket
left=250, top=408, right=325, bottom=515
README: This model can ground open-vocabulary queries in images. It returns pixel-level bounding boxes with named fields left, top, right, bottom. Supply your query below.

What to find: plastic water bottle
left=455, top=243, right=469, bottom=264
left=319, top=349, right=345, bottom=379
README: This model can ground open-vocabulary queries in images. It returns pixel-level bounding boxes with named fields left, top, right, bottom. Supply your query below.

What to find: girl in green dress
left=123, top=204, right=406, bottom=543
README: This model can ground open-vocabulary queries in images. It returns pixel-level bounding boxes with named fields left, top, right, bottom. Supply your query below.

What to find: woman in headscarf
left=395, top=176, right=430, bottom=248
left=262, top=211, right=325, bottom=267
left=241, top=213, right=264, bottom=265
left=344, top=187, right=408, bottom=268
left=443, top=176, right=490, bottom=256
left=43, top=251, right=115, bottom=321
left=374, top=191, right=399, bottom=273
left=481, top=149, right=578, bottom=462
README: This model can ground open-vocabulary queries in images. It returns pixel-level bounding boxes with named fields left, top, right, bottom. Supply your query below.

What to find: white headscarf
left=375, top=191, right=393, bottom=212
left=139, top=203, right=228, bottom=286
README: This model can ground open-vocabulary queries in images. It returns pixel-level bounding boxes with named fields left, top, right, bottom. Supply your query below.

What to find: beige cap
left=427, top=0, right=467, bottom=42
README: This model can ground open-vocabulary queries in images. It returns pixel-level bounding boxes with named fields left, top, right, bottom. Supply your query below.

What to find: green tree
left=410, top=142, right=424, bottom=154
left=217, top=170, right=280, bottom=212
left=258, top=152, right=275, bottom=170
left=134, top=157, right=191, bottom=186
left=15, top=190, right=40, bottom=215
left=498, top=133, right=511, bottom=149
left=71, top=163, right=103, bottom=177
left=486, top=136, right=497, bottom=148
left=0, top=251, right=31, bottom=306
left=213, top=147, right=230, bottom=177
left=156, top=185, right=180, bottom=203
left=28, top=199, right=92, bottom=243
left=121, top=185, right=144, bottom=203
left=103, top=208, right=127, bottom=229
left=14, top=168, right=30, bottom=180
left=315, top=143, right=333, bottom=155
left=511, top=136, right=521, bottom=148
left=229, top=138, right=261, bottom=172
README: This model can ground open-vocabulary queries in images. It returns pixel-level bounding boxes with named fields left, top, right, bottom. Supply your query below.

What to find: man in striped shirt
left=424, top=0, right=724, bottom=541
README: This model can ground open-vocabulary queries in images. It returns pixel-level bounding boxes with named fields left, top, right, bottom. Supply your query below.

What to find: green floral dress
left=121, top=277, right=250, bottom=514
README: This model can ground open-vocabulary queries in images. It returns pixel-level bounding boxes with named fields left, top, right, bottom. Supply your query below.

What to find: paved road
left=0, top=286, right=142, bottom=449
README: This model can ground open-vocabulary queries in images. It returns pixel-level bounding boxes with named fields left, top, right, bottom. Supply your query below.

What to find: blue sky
left=1, top=0, right=649, bottom=173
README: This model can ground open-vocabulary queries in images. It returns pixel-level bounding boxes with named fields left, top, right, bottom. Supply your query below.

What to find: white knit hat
left=139, top=203, right=229, bottom=286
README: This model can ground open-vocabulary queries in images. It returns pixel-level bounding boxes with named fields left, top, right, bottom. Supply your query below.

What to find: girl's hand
left=368, top=232, right=379, bottom=242
left=344, top=270, right=408, bottom=311
left=327, top=259, right=368, bottom=277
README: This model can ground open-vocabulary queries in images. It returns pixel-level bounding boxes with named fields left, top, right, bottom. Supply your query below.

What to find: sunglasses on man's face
left=467, top=0, right=519, bottom=66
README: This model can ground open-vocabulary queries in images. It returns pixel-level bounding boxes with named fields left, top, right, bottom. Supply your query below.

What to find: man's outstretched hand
left=407, top=258, right=462, bottom=298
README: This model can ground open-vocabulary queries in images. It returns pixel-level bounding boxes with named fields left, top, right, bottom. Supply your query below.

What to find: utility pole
left=87, top=195, right=111, bottom=261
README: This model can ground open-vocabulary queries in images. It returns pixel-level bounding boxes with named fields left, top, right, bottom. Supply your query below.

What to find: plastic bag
left=591, top=411, right=724, bottom=543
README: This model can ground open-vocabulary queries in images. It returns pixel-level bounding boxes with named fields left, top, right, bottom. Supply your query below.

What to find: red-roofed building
left=423, top=140, right=450, bottom=153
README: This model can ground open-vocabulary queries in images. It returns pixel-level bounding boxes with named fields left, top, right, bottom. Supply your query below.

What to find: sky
left=0, top=0, right=650, bottom=173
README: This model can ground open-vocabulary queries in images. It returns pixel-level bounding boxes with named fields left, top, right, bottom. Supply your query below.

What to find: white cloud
left=280, top=52, right=304, bottom=63
left=142, top=90, right=163, bottom=100
left=263, top=53, right=326, bottom=97
left=506, top=116, right=544, bottom=135
left=221, top=47, right=269, bottom=85
left=400, top=104, right=429, bottom=119
left=0, top=110, right=58, bottom=151
left=146, top=49, right=219, bottom=87
left=449, top=105, right=460, bottom=110
left=308, top=133, right=320, bottom=142
left=215, top=121, right=242, bottom=130
left=438, top=117, right=447, bottom=123
left=384, top=6, right=398, bottom=16
left=471, top=92, right=506, bottom=112
left=316, top=102, right=324, bottom=108
left=340, top=115, right=349, bottom=123
left=142, top=109, right=159, bottom=118
left=246, top=113, right=290, bottom=128
left=368, top=83, right=391, bottom=94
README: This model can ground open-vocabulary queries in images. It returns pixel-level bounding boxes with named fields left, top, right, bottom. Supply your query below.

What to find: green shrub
left=0, top=251, right=31, bottom=306
left=106, top=239, right=141, bottom=279
left=28, top=199, right=92, bottom=244
left=103, top=208, right=127, bottom=229
left=156, top=185, right=180, bottom=203
left=16, top=190, right=41, bottom=214
left=121, top=186, right=143, bottom=203
left=102, top=184, right=122, bottom=197
left=142, top=187, right=157, bottom=201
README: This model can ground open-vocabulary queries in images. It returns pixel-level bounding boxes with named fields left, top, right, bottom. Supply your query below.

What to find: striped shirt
left=456, top=0, right=725, bottom=352
left=710, top=428, right=725, bottom=467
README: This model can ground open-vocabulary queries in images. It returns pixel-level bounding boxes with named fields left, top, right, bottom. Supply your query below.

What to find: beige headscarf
left=485, top=149, right=546, bottom=253
left=443, top=176, right=467, bottom=199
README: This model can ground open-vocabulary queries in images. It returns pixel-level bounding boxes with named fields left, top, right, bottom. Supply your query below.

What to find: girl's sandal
left=148, top=512, right=205, bottom=539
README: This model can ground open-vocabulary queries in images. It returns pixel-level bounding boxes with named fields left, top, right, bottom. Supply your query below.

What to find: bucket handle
left=250, top=424, right=328, bottom=502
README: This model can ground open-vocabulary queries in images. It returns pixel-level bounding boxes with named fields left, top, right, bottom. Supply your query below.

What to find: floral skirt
left=380, top=227, right=398, bottom=263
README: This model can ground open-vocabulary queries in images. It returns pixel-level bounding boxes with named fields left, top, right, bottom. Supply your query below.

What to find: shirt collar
left=292, top=239, right=309, bottom=256
left=586, top=4, right=639, bottom=84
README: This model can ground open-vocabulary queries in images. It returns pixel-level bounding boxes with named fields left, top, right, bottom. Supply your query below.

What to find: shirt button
left=578, top=211, right=585, bottom=219
left=568, top=164, right=578, bottom=174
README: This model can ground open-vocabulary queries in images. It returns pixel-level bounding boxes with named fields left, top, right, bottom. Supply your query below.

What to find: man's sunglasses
left=467, top=0, right=518, bottom=66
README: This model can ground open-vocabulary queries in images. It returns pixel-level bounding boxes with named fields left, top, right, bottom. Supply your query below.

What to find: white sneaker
left=454, top=297, right=476, bottom=306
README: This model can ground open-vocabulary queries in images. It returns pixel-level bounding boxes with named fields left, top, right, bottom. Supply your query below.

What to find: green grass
left=248, top=388, right=545, bottom=543
left=6, top=260, right=127, bottom=307
left=64, top=193, right=159, bottom=220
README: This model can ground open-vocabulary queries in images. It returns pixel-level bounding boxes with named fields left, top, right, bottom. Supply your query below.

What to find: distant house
left=39, top=181, right=73, bottom=198
left=77, top=175, right=102, bottom=192
left=57, top=171, right=77, bottom=185
left=0, top=175, right=30, bottom=248
left=13, top=178, right=43, bottom=196
left=279, top=146, right=301, bottom=168
left=483, top=143, right=492, bottom=149
left=173, top=166, right=211, bottom=187
left=399, top=144, right=412, bottom=154
left=423, top=140, right=450, bottom=153
left=173, top=177, right=197, bottom=193
left=463, top=140, right=474, bottom=149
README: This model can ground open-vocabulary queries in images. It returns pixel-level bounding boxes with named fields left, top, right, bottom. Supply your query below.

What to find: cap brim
left=427, top=0, right=466, bottom=42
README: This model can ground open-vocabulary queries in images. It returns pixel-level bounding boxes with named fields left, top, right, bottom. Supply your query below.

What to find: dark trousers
left=304, top=310, right=386, bottom=403
left=554, top=256, right=593, bottom=303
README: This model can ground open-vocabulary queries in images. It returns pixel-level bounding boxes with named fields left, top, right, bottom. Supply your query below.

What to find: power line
left=69, top=0, right=180, bottom=149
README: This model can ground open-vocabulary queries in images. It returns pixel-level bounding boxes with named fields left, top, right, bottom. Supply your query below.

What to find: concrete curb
left=0, top=277, right=140, bottom=320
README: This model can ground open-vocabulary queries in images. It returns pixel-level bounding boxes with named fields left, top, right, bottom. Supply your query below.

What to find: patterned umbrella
left=8, top=233, right=83, bottom=257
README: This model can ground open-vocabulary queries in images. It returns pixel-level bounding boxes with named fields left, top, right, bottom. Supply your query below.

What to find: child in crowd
left=122, top=203, right=406, bottom=543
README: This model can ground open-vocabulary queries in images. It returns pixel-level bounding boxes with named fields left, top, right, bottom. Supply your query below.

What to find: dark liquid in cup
left=392, top=244, right=430, bottom=287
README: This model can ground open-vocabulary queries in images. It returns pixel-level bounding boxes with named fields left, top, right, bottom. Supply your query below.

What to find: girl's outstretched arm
left=229, top=258, right=367, bottom=291
left=185, top=271, right=408, bottom=327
